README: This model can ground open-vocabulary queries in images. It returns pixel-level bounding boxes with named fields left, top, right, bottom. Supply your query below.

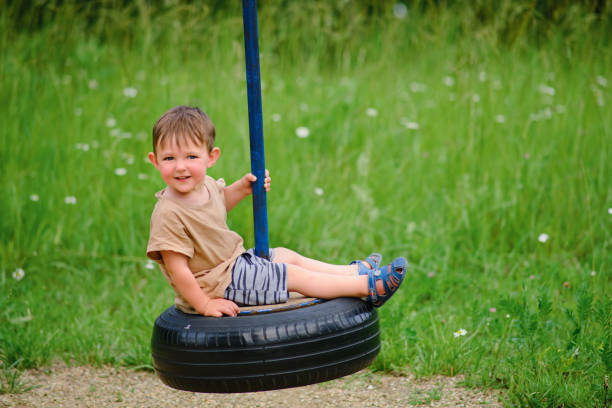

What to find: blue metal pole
left=242, top=0, right=270, bottom=259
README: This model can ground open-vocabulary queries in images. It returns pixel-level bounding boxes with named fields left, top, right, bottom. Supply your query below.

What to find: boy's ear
left=207, top=147, right=221, bottom=168
left=148, top=152, right=159, bottom=168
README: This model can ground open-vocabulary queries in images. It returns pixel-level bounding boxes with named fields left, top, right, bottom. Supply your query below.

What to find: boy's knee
left=274, top=247, right=299, bottom=264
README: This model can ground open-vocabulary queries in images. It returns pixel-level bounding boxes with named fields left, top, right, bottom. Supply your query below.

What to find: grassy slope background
left=1, top=1, right=611, bottom=406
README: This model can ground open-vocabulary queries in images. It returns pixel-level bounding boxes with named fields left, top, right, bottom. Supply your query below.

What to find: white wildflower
left=478, top=71, right=487, bottom=82
left=608, top=208, right=612, bottom=215
left=492, top=79, right=502, bottom=90
left=494, top=114, right=506, bottom=123
left=271, top=113, right=281, bottom=122
left=596, top=76, right=608, bottom=88
left=64, top=196, right=77, bottom=205
left=538, top=84, right=556, bottom=96
left=366, top=108, right=378, bottom=117
left=123, top=87, right=138, bottom=98
left=401, top=118, right=419, bottom=130
left=410, top=82, right=427, bottom=93
left=12, top=268, right=25, bottom=281
left=443, top=76, right=455, bottom=87
left=591, top=271, right=596, bottom=276
left=472, top=94, right=480, bottom=103
left=314, top=187, right=324, bottom=196
left=296, top=127, right=310, bottom=138
left=538, top=233, right=549, bottom=243
left=106, top=117, right=117, bottom=128
left=88, top=79, right=99, bottom=89
left=593, top=86, right=605, bottom=106
left=114, top=168, right=127, bottom=176
left=530, top=108, right=552, bottom=121
left=138, top=173, right=148, bottom=180
left=453, top=328, right=467, bottom=338
left=145, top=260, right=156, bottom=270
left=300, top=103, right=309, bottom=112
left=30, top=194, right=40, bottom=202
left=393, top=3, right=408, bottom=19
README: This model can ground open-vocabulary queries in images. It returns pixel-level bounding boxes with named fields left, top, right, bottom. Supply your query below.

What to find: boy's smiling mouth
left=176, top=176, right=191, bottom=181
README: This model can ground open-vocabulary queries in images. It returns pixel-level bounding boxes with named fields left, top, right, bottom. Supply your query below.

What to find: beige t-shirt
left=146, top=175, right=246, bottom=313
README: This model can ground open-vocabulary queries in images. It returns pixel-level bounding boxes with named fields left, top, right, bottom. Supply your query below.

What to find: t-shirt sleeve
left=214, top=177, right=227, bottom=207
left=146, top=209, right=193, bottom=263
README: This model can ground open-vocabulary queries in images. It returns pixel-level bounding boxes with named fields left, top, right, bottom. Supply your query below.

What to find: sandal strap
left=351, top=253, right=382, bottom=275
left=380, top=264, right=403, bottom=295
left=364, top=253, right=382, bottom=269
left=366, top=268, right=378, bottom=304
left=367, top=257, right=407, bottom=308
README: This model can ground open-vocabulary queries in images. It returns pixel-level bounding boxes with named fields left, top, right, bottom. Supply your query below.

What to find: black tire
left=151, top=298, right=380, bottom=393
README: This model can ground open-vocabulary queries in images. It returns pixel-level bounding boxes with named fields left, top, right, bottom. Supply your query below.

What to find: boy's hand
left=225, top=169, right=271, bottom=211
left=241, top=169, right=271, bottom=193
left=201, top=298, right=240, bottom=317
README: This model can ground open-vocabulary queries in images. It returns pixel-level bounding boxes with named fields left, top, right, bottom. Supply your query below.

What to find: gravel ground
left=1, top=364, right=502, bottom=408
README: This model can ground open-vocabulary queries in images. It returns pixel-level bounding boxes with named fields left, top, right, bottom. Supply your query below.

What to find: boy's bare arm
left=223, top=170, right=271, bottom=211
left=160, top=250, right=240, bottom=317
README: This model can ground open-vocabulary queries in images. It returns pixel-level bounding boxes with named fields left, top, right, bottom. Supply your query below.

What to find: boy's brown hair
left=152, top=106, right=216, bottom=153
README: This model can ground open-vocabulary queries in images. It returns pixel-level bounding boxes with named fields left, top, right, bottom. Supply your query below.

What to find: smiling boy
left=146, top=106, right=408, bottom=317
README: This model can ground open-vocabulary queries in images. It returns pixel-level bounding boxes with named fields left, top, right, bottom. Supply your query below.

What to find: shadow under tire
left=151, top=298, right=380, bottom=393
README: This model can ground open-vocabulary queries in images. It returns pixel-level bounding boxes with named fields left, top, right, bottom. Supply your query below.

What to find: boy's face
left=148, top=138, right=220, bottom=198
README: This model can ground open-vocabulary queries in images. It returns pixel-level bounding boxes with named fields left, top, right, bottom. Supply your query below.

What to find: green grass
left=1, top=2, right=611, bottom=406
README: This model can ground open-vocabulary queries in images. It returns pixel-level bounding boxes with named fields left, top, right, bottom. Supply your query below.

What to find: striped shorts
left=224, top=248, right=289, bottom=306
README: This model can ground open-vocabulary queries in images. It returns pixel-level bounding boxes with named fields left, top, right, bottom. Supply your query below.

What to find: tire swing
left=151, top=0, right=381, bottom=393
left=152, top=296, right=380, bottom=393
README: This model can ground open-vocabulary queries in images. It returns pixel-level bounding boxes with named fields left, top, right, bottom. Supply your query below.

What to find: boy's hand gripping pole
left=242, top=0, right=270, bottom=259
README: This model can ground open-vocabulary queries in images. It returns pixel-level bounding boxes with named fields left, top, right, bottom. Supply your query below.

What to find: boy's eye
left=162, top=156, right=174, bottom=161
left=188, top=155, right=198, bottom=159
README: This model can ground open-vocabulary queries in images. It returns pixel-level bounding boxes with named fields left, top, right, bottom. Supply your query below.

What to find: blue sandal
left=365, top=257, right=407, bottom=308
left=350, top=253, right=382, bottom=275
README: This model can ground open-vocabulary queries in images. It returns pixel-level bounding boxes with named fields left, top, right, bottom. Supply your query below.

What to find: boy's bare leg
left=286, top=264, right=371, bottom=299
left=273, top=247, right=372, bottom=276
